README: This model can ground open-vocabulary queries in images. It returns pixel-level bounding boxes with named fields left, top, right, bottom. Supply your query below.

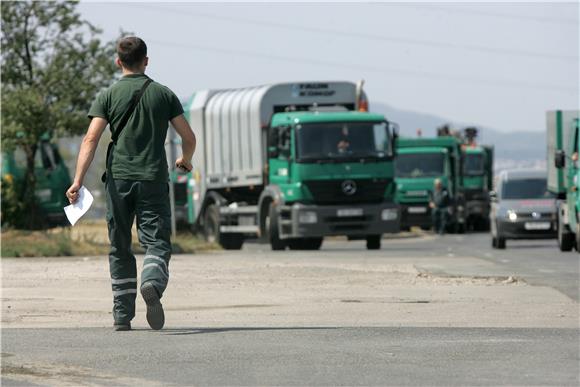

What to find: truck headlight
left=381, top=208, right=398, bottom=221
left=507, top=210, right=518, bottom=221
left=299, top=211, right=318, bottom=224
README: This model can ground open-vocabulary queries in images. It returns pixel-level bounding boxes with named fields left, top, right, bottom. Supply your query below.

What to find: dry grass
left=1, top=220, right=217, bottom=257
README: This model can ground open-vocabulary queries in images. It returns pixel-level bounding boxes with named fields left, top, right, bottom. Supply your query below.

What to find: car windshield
left=464, top=153, right=484, bottom=175
left=295, top=121, right=391, bottom=161
left=395, top=153, right=445, bottom=178
left=501, top=178, right=554, bottom=199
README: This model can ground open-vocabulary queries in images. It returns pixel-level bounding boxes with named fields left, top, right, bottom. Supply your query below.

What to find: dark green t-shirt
left=88, top=74, right=183, bottom=182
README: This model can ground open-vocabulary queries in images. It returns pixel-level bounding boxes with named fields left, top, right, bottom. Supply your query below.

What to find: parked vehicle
left=461, top=128, right=494, bottom=231
left=395, top=136, right=465, bottom=232
left=490, top=170, right=556, bottom=249
left=548, top=110, right=580, bottom=251
left=170, top=81, right=400, bottom=250
left=1, top=137, right=71, bottom=226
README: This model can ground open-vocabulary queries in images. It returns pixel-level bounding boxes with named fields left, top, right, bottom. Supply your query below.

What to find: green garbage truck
left=1, top=137, right=72, bottom=226
left=548, top=110, right=580, bottom=251
left=171, top=81, right=400, bottom=250
left=395, top=136, right=465, bottom=232
left=461, top=128, right=494, bottom=231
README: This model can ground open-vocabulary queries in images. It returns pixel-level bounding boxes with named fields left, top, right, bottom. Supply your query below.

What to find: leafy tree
left=1, top=1, right=118, bottom=229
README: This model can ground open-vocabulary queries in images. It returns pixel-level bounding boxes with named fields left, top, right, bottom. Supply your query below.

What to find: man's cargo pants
left=106, top=179, right=172, bottom=324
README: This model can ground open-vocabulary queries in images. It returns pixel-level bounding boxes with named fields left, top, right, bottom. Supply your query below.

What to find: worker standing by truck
left=430, top=178, right=450, bottom=235
left=65, top=37, right=196, bottom=331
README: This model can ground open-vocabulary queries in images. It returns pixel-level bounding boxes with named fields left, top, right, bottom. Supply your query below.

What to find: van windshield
left=501, top=178, right=554, bottom=199
left=396, top=153, right=445, bottom=178
left=295, top=121, right=391, bottom=162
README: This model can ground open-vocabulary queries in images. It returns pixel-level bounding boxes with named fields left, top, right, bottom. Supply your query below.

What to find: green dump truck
left=461, top=128, right=494, bottom=231
left=171, top=81, right=400, bottom=250
left=548, top=110, right=580, bottom=251
left=395, top=136, right=465, bottom=232
left=1, top=138, right=71, bottom=226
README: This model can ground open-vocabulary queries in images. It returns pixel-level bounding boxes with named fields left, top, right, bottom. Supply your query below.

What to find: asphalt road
left=2, top=232, right=579, bottom=386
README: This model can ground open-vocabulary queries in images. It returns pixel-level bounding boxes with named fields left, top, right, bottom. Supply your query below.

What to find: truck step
left=219, top=206, right=258, bottom=215
left=219, top=225, right=259, bottom=234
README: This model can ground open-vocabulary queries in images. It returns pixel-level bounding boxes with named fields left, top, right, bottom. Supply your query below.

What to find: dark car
left=490, top=170, right=556, bottom=249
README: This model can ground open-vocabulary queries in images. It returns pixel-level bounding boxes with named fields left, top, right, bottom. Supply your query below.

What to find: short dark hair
left=117, top=36, right=147, bottom=69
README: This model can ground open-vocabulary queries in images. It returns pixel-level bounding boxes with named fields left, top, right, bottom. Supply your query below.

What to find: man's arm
left=65, top=117, right=108, bottom=204
left=170, top=114, right=196, bottom=171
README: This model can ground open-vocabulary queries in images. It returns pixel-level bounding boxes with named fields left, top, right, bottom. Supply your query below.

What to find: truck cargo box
left=547, top=110, right=580, bottom=194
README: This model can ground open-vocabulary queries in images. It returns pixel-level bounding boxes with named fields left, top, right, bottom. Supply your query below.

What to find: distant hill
left=371, top=102, right=546, bottom=163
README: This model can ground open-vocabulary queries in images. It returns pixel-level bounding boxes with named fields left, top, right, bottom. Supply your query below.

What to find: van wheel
left=366, top=235, right=381, bottom=250
left=557, top=214, right=574, bottom=252
left=266, top=203, right=286, bottom=251
left=287, top=238, right=323, bottom=250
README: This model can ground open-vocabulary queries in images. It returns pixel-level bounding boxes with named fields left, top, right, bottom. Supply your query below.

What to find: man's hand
left=429, top=202, right=435, bottom=209
left=175, top=157, right=192, bottom=172
left=66, top=182, right=82, bottom=204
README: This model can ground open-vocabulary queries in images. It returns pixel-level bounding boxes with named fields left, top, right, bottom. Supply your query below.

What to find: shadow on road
left=159, top=326, right=340, bottom=336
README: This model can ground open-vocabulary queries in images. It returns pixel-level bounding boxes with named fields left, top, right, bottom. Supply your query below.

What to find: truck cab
left=1, top=139, right=71, bottom=226
left=550, top=110, right=580, bottom=251
left=395, top=137, right=465, bottom=232
left=462, top=146, right=493, bottom=230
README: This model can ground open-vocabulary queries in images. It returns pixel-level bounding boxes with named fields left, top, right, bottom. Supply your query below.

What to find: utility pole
left=167, top=128, right=177, bottom=238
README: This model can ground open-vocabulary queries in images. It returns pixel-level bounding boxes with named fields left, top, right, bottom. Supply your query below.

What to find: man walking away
left=429, top=179, right=450, bottom=235
left=66, top=37, right=196, bottom=331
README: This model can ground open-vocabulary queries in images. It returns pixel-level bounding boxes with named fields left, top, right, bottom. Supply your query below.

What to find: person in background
left=429, top=178, right=450, bottom=235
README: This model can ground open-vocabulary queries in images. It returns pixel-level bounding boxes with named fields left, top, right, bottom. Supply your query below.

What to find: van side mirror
left=555, top=150, right=565, bottom=169
left=489, top=191, right=497, bottom=202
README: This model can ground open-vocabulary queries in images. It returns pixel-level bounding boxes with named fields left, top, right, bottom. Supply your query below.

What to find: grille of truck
left=303, top=179, right=388, bottom=204
left=464, top=189, right=488, bottom=201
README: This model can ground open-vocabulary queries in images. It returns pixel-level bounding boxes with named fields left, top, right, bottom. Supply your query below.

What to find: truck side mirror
left=555, top=150, right=565, bottom=169
left=389, top=122, right=399, bottom=156
left=268, top=146, right=279, bottom=158
left=489, top=191, right=497, bottom=202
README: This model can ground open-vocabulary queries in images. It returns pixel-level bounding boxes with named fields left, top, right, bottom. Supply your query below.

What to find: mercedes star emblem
left=341, top=180, right=357, bottom=196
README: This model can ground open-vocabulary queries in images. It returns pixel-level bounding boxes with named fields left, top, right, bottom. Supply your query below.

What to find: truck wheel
left=287, top=238, right=323, bottom=250
left=557, top=214, right=574, bottom=252
left=366, top=235, right=381, bottom=250
left=203, top=204, right=220, bottom=244
left=266, top=203, right=286, bottom=251
left=491, top=236, right=497, bottom=248
left=575, top=224, right=580, bottom=253
left=221, top=234, right=244, bottom=250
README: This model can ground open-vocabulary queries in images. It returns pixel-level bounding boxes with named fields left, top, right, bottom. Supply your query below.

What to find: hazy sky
left=78, top=1, right=579, bottom=133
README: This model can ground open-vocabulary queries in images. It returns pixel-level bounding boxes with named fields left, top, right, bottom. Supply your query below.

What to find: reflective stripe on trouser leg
left=107, top=179, right=138, bottom=324
left=136, top=181, right=172, bottom=297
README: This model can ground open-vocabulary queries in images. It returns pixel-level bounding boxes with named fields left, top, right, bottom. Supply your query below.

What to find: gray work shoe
left=140, top=282, right=165, bottom=330
left=114, top=322, right=131, bottom=331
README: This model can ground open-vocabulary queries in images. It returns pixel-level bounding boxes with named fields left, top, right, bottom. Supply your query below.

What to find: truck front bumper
left=284, top=202, right=400, bottom=238
left=399, top=203, right=432, bottom=229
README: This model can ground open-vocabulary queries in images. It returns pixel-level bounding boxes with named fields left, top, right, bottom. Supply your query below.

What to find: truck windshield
left=464, top=153, right=484, bottom=175
left=502, top=179, right=554, bottom=200
left=395, top=153, right=445, bottom=178
left=295, top=121, right=391, bottom=161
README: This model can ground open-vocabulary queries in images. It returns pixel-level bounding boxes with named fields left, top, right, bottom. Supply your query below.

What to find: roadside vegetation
left=1, top=221, right=218, bottom=257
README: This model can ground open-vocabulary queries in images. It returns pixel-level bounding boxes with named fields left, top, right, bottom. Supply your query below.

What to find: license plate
left=408, top=206, right=427, bottom=214
left=337, top=208, right=363, bottom=217
left=524, top=222, right=550, bottom=230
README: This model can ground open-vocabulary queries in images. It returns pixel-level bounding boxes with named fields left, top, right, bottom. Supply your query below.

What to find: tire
left=492, top=236, right=498, bottom=248
left=221, top=234, right=244, bottom=250
left=575, top=223, right=580, bottom=253
left=204, top=204, right=244, bottom=250
left=496, top=236, right=506, bottom=249
left=455, top=222, right=465, bottom=234
left=203, top=204, right=220, bottom=244
left=366, top=235, right=381, bottom=250
left=287, top=238, right=323, bottom=250
left=557, top=213, right=574, bottom=252
left=266, top=203, right=286, bottom=251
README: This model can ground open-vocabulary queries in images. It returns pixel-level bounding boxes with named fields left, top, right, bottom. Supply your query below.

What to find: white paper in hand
left=64, top=186, right=94, bottom=226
